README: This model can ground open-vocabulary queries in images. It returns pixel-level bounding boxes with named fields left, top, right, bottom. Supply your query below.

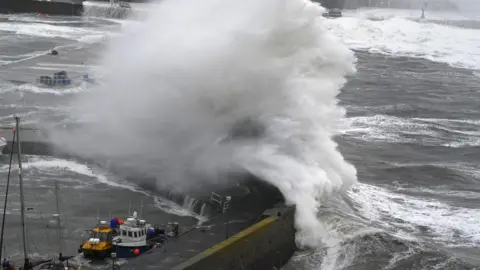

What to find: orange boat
left=81, top=220, right=120, bottom=259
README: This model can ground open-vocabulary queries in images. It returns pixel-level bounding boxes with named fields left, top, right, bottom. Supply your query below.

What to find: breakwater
left=0, top=0, right=84, bottom=15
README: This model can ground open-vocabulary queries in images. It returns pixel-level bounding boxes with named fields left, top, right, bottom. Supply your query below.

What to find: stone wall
left=172, top=206, right=296, bottom=270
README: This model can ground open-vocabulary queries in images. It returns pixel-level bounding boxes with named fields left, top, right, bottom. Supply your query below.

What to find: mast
left=15, top=116, right=28, bottom=263
left=96, top=207, right=100, bottom=226
left=0, top=128, right=17, bottom=261
left=421, top=0, right=427, bottom=19
left=54, top=180, right=62, bottom=259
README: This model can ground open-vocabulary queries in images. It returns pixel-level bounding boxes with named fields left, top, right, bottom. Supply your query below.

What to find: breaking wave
left=0, top=22, right=105, bottom=42
left=61, top=0, right=357, bottom=247
left=327, top=9, right=480, bottom=70
left=349, top=183, right=480, bottom=247
left=345, top=114, right=480, bottom=147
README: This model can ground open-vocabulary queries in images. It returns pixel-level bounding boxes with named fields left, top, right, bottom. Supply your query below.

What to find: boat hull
left=113, top=245, right=153, bottom=259
left=82, top=248, right=112, bottom=259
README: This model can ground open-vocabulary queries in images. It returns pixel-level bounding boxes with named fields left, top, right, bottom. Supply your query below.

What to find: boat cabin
left=89, top=224, right=114, bottom=243
left=114, top=212, right=150, bottom=247
left=81, top=221, right=115, bottom=259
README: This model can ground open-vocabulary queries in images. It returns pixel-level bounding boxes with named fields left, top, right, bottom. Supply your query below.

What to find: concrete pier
left=124, top=204, right=295, bottom=270
left=172, top=206, right=296, bottom=270
left=0, top=0, right=84, bottom=15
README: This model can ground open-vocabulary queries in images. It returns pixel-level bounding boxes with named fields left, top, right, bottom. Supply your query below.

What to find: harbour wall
left=0, top=0, right=84, bottom=15
left=312, top=0, right=346, bottom=10
left=173, top=206, right=296, bottom=270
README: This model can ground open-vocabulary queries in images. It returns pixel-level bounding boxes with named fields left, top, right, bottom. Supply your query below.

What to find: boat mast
left=15, top=116, right=29, bottom=263
left=54, top=180, right=62, bottom=259
left=0, top=128, right=17, bottom=261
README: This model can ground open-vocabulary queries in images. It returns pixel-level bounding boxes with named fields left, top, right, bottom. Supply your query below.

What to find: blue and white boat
left=112, top=211, right=167, bottom=259
left=0, top=137, right=6, bottom=156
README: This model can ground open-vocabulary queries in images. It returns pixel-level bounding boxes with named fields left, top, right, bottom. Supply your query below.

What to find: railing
left=110, top=0, right=131, bottom=8
left=223, top=196, right=231, bottom=213
left=210, top=192, right=231, bottom=214
left=210, top=192, right=222, bottom=206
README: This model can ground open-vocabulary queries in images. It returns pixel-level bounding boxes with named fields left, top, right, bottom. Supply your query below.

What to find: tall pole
left=55, top=181, right=62, bottom=259
left=15, top=116, right=28, bottom=263
left=0, top=129, right=17, bottom=261
left=421, top=0, right=427, bottom=19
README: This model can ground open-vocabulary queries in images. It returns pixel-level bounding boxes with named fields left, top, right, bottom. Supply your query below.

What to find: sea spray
left=61, top=0, right=357, bottom=247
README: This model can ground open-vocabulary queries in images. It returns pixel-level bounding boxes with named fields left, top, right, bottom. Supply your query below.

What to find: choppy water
left=285, top=7, right=480, bottom=270
left=0, top=2, right=479, bottom=270
left=284, top=51, right=480, bottom=269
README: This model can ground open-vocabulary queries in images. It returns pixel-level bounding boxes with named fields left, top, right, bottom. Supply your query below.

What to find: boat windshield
left=89, top=231, right=112, bottom=242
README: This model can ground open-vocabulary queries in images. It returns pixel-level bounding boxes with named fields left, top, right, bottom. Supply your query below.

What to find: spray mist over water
left=62, top=0, right=357, bottom=247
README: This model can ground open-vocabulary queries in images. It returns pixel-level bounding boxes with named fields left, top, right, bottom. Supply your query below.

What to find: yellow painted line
left=203, top=216, right=276, bottom=256
left=173, top=216, right=278, bottom=270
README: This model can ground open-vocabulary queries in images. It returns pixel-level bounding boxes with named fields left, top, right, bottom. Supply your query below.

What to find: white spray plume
left=66, top=0, right=358, bottom=247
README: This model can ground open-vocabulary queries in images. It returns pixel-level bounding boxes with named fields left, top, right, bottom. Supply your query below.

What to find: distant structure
left=311, top=0, right=346, bottom=10
left=421, top=0, right=428, bottom=19
left=0, top=0, right=84, bottom=15
left=344, top=0, right=456, bottom=10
